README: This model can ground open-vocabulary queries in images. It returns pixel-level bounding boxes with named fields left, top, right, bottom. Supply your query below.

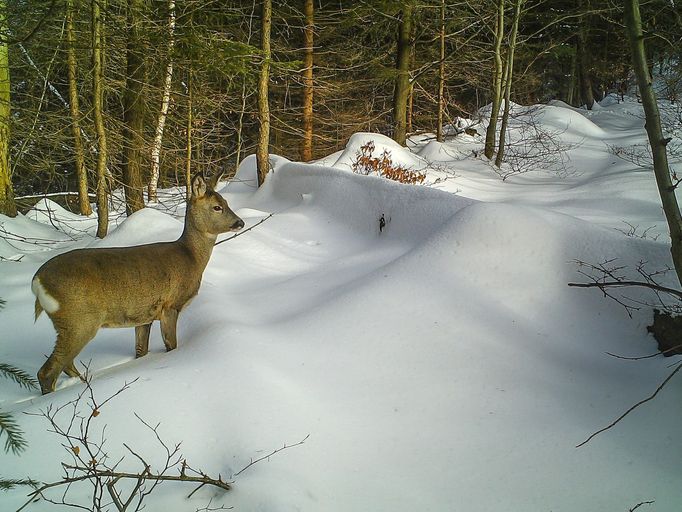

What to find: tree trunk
left=393, top=1, right=414, bottom=147
left=577, top=2, right=594, bottom=110
left=92, top=0, right=108, bottom=238
left=300, top=0, right=314, bottom=162
left=567, top=43, right=577, bottom=105
left=122, top=0, right=146, bottom=214
left=436, top=0, right=446, bottom=143
left=495, top=0, right=523, bottom=168
left=406, top=43, right=415, bottom=135
left=484, top=0, right=505, bottom=159
left=624, top=0, right=682, bottom=287
left=185, top=68, right=192, bottom=200
left=256, top=0, right=272, bottom=187
left=66, top=0, right=92, bottom=216
left=0, top=1, right=16, bottom=218
left=149, top=0, right=176, bottom=203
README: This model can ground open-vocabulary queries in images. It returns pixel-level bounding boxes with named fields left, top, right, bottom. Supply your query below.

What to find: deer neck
left=179, top=217, right=217, bottom=269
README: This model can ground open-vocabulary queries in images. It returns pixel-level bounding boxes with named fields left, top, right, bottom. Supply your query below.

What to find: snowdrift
left=1, top=98, right=682, bottom=511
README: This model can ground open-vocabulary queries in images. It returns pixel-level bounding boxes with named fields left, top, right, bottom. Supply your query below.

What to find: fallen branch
left=568, top=280, right=682, bottom=300
left=576, top=360, right=682, bottom=448
left=629, top=500, right=655, bottom=512
left=16, top=370, right=231, bottom=512
left=233, top=434, right=310, bottom=478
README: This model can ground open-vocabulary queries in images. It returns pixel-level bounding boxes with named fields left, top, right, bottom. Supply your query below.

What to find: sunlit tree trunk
left=300, top=0, right=314, bottom=162
left=66, top=0, right=92, bottom=216
left=436, top=0, right=446, bottom=142
left=149, top=0, right=175, bottom=203
left=0, top=1, right=16, bottom=218
left=624, top=0, right=682, bottom=286
left=495, top=0, right=523, bottom=168
left=256, top=0, right=271, bottom=186
left=122, top=0, right=146, bottom=214
left=484, top=0, right=505, bottom=159
left=393, top=1, right=414, bottom=146
left=92, top=0, right=108, bottom=237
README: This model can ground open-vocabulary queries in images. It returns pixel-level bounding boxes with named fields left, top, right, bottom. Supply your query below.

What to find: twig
left=629, top=500, right=655, bottom=511
left=606, top=343, right=682, bottom=360
left=576, top=361, right=682, bottom=448
left=567, top=280, right=682, bottom=300
left=214, top=214, right=274, bottom=246
left=233, top=434, right=310, bottom=477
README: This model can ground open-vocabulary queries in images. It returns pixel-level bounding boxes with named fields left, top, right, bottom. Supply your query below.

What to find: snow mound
left=93, top=207, right=183, bottom=248
left=522, top=103, right=606, bottom=138
left=247, top=160, right=472, bottom=243
left=25, top=198, right=97, bottom=237
left=0, top=206, right=78, bottom=259
left=327, top=132, right=427, bottom=171
left=417, top=139, right=469, bottom=162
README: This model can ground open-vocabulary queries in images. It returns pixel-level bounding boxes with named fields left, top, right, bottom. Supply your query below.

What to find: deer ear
left=191, top=174, right=208, bottom=198
left=208, top=169, right=225, bottom=190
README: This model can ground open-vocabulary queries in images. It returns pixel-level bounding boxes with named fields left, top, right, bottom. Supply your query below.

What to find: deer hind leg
left=160, top=308, right=179, bottom=352
left=135, top=323, right=152, bottom=358
left=38, top=325, right=97, bottom=394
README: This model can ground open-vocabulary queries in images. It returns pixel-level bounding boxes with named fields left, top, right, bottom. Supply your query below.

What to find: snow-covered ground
left=2, top=96, right=682, bottom=511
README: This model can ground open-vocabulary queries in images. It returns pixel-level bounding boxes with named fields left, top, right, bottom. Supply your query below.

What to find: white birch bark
left=148, top=0, right=176, bottom=203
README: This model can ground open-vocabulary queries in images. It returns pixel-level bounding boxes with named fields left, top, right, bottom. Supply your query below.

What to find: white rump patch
left=31, top=277, right=60, bottom=314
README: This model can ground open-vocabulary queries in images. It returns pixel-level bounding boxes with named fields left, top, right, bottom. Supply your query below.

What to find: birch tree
left=436, top=0, right=446, bottom=143
left=148, top=0, right=176, bottom=203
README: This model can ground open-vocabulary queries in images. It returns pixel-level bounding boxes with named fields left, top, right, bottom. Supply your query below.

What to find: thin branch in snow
left=576, top=361, right=682, bottom=448
left=233, top=434, right=310, bottom=478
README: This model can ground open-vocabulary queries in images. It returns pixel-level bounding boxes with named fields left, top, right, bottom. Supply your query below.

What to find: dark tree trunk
left=122, top=0, right=147, bottom=215
left=393, top=1, right=414, bottom=146
left=92, top=0, right=108, bottom=238
left=66, top=0, right=92, bottom=216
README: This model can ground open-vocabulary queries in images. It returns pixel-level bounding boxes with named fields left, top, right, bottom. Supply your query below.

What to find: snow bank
left=2, top=96, right=682, bottom=512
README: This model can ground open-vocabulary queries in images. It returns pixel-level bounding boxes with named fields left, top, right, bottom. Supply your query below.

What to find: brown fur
left=32, top=173, right=243, bottom=394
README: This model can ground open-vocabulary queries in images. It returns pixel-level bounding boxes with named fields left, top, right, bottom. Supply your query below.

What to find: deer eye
left=213, top=205, right=223, bottom=212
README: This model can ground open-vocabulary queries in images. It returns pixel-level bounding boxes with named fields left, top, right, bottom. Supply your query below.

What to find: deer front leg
left=160, top=309, right=179, bottom=352
left=135, top=323, right=152, bottom=358
left=63, top=361, right=82, bottom=379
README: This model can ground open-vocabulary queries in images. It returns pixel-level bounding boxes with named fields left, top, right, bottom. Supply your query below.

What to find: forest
left=2, top=0, right=682, bottom=511
left=0, top=0, right=678, bottom=222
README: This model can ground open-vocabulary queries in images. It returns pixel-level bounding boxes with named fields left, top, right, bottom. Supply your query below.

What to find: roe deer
left=32, top=173, right=244, bottom=394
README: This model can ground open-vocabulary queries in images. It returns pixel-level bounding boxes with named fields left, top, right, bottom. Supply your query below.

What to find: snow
left=1, top=96, right=682, bottom=511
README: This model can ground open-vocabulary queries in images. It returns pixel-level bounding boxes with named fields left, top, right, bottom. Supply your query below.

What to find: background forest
left=0, top=0, right=680, bottom=225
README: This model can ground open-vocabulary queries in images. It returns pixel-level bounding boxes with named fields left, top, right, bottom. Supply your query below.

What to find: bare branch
left=233, top=434, right=310, bottom=478
left=576, top=361, right=682, bottom=448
